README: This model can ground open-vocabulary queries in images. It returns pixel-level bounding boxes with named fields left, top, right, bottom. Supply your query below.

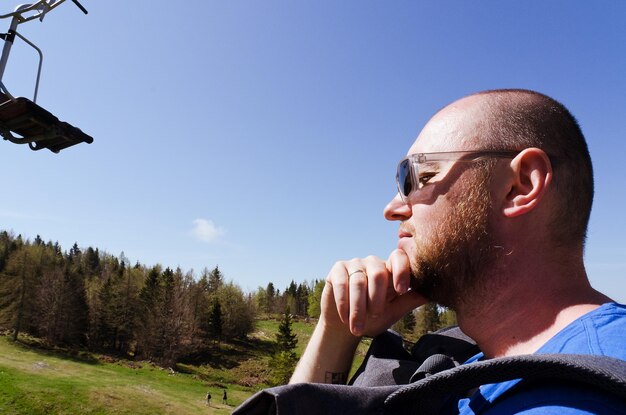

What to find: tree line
left=0, top=230, right=455, bottom=368
left=0, top=231, right=311, bottom=366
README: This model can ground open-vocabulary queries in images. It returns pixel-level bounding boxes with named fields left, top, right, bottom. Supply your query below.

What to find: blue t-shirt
left=457, top=302, right=626, bottom=414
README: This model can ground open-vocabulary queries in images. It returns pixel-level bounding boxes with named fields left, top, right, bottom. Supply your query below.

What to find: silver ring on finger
left=348, top=269, right=366, bottom=278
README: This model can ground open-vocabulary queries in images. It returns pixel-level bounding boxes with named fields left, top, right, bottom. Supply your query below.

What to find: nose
left=384, top=193, right=412, bottom=221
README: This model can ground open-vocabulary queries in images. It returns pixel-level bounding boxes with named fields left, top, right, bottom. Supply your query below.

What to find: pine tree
left=207, top=266, right=223, bottom=293
left=68, top=242, right=81, bottom=262
left=287, top=281, right=297, bottom=297
left=83, top=247, right=100, bottom=275
left=275, top=307, right=298, bottom=351
left=208, top=299, right=223, bottom=342
left=270, top=307, right=299, bottom=385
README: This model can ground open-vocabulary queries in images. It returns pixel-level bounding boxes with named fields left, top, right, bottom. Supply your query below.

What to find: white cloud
left=191, top=218, right=226, bottom=243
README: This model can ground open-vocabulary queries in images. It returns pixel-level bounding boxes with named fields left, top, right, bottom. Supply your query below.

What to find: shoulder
left=458, top=304, right=626, bottom=414
left=538, top=302, right=626, bottom=358
left=483, top=381, right=626, bottom=415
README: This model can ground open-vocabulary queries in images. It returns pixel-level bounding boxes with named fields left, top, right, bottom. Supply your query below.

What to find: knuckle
left=332, top=261, right=346, bottom=271
left=327, top=262, right=348, bottom=283
left=326, top=272, right=341, bottom=284
left=364, top=255, right=381, bottom=262
left=349, top=258, right=365, bottom=270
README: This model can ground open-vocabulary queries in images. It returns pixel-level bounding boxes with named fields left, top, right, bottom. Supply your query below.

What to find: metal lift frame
left=0, top=0, right=92, bottom=153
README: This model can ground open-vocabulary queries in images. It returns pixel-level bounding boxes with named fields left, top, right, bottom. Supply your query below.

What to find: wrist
left=317, top=318, right=362, bottom=349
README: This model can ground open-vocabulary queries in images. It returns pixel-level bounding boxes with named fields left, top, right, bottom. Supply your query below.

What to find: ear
left=502, top=148, right=553, bottom=218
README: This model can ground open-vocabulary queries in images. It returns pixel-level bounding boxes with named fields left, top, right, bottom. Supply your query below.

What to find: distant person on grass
left=222, top=389, right=227, bottom=405
left=206, top=390, right=211, bottom=407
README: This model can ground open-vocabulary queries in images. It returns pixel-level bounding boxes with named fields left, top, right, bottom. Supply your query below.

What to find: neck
left=454, top=253, right=612, bottom=358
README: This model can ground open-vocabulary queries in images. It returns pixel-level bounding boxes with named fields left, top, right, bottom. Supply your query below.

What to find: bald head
left=411, top=95, right=491, bottom=153
left=457, top=89, right=594, bottom=249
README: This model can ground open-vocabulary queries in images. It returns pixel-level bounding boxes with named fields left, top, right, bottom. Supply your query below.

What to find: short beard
left=408, top=162, right=500, bottom=309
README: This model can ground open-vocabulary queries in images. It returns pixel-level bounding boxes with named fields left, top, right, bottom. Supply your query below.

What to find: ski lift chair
left=0, top=0, right=92, bottom=153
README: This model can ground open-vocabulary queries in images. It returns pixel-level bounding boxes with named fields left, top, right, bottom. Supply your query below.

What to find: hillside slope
left=0, top=318, right=369, bottom=414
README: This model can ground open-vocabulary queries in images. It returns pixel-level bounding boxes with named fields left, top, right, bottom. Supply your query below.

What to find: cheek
left=410, top=200, right=449, bottom=234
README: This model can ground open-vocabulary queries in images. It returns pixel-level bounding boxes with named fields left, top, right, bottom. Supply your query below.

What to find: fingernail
left=354, top=323, right=364, bottom=335
left=397, top=282, right=407, bottom=294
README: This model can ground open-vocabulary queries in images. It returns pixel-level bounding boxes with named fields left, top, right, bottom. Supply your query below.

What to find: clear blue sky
left=1, top=1, right=624, bottom=302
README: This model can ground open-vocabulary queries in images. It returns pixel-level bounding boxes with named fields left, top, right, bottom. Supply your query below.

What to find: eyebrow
left=419, top=161, right=441, bottom=170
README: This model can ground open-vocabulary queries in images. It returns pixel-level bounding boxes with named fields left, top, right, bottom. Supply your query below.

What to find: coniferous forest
left=0, top=230, right=324, bottom=367
left=0, top=230, right=455, bottom=371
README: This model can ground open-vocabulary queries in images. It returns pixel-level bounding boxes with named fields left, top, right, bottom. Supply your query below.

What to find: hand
left=320, top=249, right=427, bottom=338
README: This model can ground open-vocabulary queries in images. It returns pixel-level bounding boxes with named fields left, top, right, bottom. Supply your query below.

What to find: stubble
left=408, top=162, right=500, bottom=309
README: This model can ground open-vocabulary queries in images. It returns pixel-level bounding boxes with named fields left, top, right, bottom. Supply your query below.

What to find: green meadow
left=0, top=319, right=369, bottom=414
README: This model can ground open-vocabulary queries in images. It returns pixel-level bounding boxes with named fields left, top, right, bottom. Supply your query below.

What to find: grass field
left=0, top=335, right=237, bottom=414
left=0, top=318, right=370, bottom=414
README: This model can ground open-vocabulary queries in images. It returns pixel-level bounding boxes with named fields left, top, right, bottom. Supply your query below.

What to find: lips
left=397, top=226, right=414, bottom=251
left=398, top=224, right=413, bottom=239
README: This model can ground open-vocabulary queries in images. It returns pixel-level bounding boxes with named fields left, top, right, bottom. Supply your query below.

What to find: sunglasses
left=395, top=150, right=519, bottom=203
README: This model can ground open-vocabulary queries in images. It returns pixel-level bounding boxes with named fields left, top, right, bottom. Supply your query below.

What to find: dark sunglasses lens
left=398, top=159, right=412, bottom=197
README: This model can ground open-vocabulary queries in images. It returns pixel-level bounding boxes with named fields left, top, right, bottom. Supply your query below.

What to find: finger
left=348, top=269, right=368, bottom=336
left=387, top=249, right=411, bottom=294
left=328, top=262, right=351, bottom=324
left=364, top=256, right=389, bottom=320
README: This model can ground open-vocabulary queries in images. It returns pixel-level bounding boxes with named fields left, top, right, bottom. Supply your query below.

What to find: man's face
left=385, top=99, right=501, bottom=308
left=406, top=162, right=497, bottom=308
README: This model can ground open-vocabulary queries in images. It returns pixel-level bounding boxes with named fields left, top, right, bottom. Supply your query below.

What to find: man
left=290, top=89, right=626, bottom=413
